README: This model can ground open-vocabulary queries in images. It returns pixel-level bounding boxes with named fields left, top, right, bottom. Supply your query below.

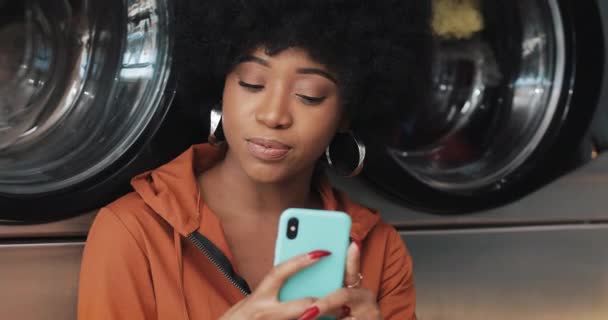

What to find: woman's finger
left=266, top=297, right=319, bottom=319
left=255, top=250, right=331, bottom=296
left=344, top=241, right=361, bottom=288
left=306, top=287, right=373, bottom=318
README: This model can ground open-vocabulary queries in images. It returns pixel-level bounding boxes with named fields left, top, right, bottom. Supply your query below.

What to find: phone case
left=274, top=208, right=352, bottom=303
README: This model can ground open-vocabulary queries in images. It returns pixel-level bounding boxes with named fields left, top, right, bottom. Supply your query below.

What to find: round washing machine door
left=364, top=0, right=605, bottom=213
left=0, top=0, right=199, bottom=222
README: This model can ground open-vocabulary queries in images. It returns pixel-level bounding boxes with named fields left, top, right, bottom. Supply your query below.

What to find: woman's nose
left=255, top=91, right=293, bottom=129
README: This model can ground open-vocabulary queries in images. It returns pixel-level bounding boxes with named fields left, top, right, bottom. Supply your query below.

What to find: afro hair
left=173, top=0, right=433, bottom=142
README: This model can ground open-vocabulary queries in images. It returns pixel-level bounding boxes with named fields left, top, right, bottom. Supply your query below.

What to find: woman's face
left=221, top=47, right=345, bottom=183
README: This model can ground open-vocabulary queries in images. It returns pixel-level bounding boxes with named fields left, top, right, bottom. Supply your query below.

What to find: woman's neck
left=198, top=152, right=323, bottom=221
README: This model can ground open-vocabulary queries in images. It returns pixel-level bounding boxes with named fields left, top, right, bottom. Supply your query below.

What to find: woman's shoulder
left=90, top=192, right=172, bottom=246
left=332, top=187, right=406, bottom=248
left=106, top=190, right=156, bottom=210
left=366, top=218, right=411, bottom=259
left=104, top=192, right=163, bottom=224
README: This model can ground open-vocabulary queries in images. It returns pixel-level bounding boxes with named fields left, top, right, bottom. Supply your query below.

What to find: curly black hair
left=174, top=0, right=433, bottom=142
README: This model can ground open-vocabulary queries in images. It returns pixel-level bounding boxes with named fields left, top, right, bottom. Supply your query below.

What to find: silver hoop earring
left=325, top=131, right=366, bottom=177
left=208, top=106, right=225, bottom=146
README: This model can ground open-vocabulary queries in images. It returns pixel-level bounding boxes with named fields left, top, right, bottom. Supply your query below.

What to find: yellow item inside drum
left=432, top=0, right=484, bottom=39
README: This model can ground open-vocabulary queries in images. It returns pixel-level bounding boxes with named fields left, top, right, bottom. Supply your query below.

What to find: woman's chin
left=244, top=164, right=290, bottom=184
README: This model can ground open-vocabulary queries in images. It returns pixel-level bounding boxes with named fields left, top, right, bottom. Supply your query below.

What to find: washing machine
left=1, top=0, right=608, bottom=319
left=0, top=0, right=202, bottom=318
left=331, top=0, right=608, bottom=319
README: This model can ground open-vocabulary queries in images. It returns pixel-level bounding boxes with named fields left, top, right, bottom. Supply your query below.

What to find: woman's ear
left=338, top=117, right=351, bottom=133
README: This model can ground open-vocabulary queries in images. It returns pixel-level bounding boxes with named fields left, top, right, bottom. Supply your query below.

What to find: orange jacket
left=78, top=144, right=416, bottom=319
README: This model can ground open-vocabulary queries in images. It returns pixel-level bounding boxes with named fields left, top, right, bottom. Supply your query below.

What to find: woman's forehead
left=237, top=47, right=338, bottom=81
left=246, top=47, right=325, bottom=67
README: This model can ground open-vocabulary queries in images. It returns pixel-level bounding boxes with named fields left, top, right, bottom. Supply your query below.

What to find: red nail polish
left=297, top=306, right=320, bottom=320
left=308, top=250, right=331, bottom=260
left=340, top=305, right=352, bottom=318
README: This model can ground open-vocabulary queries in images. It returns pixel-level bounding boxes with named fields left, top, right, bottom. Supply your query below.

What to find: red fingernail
left=340, top=305, right=352, bottom=318
left=297, top=306, right=320, bottom=320
left=308, top=250, right=331, bottom=260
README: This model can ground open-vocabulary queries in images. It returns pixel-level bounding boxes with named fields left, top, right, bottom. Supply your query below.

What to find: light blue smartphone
left=274, top=208, right=352, bottom=303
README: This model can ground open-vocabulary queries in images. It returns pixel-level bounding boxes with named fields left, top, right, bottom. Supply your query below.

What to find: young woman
left=78, top=1, right=432, bottom=319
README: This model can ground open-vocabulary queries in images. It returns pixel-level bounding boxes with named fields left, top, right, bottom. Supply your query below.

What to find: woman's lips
left=246, top=138, right=292, bottom=161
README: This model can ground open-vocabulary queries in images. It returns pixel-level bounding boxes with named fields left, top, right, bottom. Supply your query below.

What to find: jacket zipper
left=188, top=233, right=252, bottom=296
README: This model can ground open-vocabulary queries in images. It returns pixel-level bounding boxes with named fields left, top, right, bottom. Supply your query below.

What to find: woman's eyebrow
left=237, top=55, right=337, bottom=84
left=297, top=68, right=337, bottom=84
left=238, top=55, right=270, bottom=67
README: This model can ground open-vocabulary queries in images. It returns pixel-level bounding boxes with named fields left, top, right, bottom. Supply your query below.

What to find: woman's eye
left=238, top=81, right=264, bottom=92
left=295, top=94, right=326, bottom=106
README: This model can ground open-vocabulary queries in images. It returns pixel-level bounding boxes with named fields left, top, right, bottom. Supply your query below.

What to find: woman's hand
left=309, top=242, right=383, bottom=320
left=219, top=250, right=330, bottom=320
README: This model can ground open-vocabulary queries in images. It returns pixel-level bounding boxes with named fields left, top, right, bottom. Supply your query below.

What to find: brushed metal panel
left=403, top=225, right=608, bottom=320
left=0, top=242, right=84, bottom=320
